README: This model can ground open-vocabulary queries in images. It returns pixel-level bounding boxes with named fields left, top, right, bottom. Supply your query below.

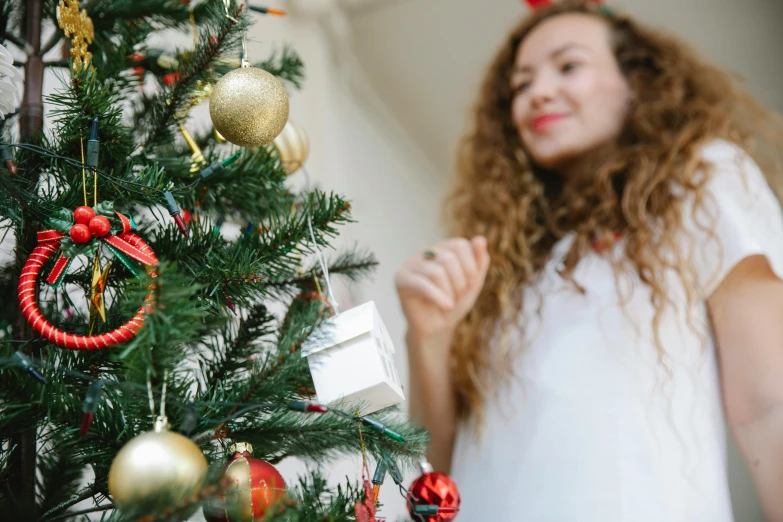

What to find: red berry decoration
left=73, top=206, right=95, bottom=225
left=89, top=216, right=111, bottom=237
left=69, top=223, right=92, bottom=244
left=407, top=460, right=460, bottom=522
left=205, top=443, right=287, bottom=522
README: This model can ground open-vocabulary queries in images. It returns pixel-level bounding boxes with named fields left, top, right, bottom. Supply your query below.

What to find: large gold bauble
left=209, top=66, right=289, bottom=147
left=108, top=425, right=208, bottom=511
left=273, top=120, right=309, bottom=175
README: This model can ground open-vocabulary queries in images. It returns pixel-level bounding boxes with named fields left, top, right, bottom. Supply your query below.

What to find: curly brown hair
left=445, top=0, right=783, bottom=428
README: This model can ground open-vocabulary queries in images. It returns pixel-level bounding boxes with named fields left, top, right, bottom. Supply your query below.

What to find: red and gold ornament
left=205, top=442, right=287, bottom=522
left=18, top=206, right=158, bottom=350
left=407, top=460, right=460, bottom=522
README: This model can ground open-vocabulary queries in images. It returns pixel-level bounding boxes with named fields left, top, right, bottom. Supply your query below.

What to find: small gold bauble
left=209, top=66, right=289, bottom=147
left=273, top=120, right=309, bottom=175
left=108, top=422, right=208, bottom=511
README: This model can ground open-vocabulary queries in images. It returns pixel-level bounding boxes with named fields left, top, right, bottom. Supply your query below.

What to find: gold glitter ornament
left=108, top=417, right=208, bottom=513
left=273, top=120, right=309, bottom=175
left=57, top=0, right=94, bottom=71
left=209, top=65, right=289, bottom=147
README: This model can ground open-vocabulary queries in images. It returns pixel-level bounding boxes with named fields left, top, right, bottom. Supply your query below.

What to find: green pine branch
left=36, top=438, right=87, bottom=517
left=264, top=249, right=379, bottom=299
left=142, top=2, right=248, bottom=148
left=262, top=472, right=365, bottom=522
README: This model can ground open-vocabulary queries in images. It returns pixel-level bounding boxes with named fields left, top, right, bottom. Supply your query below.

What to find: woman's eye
left=561, top=62, right=581, bottom=74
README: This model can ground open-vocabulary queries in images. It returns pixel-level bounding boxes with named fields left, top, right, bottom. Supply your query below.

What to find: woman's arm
left=709, top=254, right=783, bottom=522
left=407, top=331, right=459, bottom=473
left=395, top=236, right=490, bottom=473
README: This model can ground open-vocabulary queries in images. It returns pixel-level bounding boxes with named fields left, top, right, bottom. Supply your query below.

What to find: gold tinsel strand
left=57, top=0, right=94, bottom=71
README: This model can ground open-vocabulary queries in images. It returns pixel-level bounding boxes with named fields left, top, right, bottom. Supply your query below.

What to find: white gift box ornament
left=301, top=301, right=405, bottom=415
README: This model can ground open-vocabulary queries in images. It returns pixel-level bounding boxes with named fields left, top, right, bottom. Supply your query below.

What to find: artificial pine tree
left=0, top=1, right=432, bottom=520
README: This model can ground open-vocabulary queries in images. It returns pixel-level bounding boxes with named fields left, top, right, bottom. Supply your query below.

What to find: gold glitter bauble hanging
left=209, top=66, right=289, bottom=147
left=57, top=0, right=94, bottom=71
left=108, top=420, right=208, bottom=513
left=273, top=120, right=309, bottom=175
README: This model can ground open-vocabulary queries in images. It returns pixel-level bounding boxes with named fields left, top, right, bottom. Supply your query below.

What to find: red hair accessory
left=523, top=0, right=605, bottom=8
left=523, top=0, right=552, bottom=7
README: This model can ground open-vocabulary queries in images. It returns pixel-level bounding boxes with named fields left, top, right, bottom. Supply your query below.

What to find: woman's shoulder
left=696, top=138, right=769, bottom=195
left=698, top=138, right=754, bottom=171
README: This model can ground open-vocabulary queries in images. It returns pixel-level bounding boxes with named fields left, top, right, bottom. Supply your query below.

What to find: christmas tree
left=0, top=1, right=439, bottom=520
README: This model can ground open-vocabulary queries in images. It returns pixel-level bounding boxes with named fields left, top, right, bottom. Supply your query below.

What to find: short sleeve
left=684, top=139, right=783, bottom=299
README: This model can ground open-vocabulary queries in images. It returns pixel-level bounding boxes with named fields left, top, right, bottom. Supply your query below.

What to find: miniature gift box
left=301, top=301, right=405, bottom=415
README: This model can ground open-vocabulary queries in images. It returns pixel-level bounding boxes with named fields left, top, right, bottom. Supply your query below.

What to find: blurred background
left=30, top=0, right=783, bottom=519
left=251, top=0, right=782, bottom=520
left=248, top=0, right=781, bottom=520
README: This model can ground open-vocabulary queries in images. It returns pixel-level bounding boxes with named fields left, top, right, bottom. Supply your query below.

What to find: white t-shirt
left=450, top=139, right=783, bottom=522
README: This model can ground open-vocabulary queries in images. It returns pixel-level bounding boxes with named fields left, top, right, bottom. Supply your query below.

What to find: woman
left=395, top=1, right=783, bottom=521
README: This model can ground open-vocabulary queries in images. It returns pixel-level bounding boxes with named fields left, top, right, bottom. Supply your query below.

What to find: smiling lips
left=531, top=113, right=568, bottom=132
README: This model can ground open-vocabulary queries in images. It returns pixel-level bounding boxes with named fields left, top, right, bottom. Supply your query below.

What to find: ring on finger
left=423, top=249, right=437, bottom=261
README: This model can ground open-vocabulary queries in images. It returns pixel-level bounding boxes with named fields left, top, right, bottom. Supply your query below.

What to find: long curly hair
left=445, top=0, right=783, bottom=427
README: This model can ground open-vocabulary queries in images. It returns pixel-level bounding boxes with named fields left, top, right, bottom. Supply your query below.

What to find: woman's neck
left=550, top=141, right=620, bottom=183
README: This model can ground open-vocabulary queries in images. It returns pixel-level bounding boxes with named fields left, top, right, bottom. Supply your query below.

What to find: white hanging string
left=222, top=0, right=249, bottom=66
left=146, top=368, right=155, bottom=423
left=147, top=368, right=170, bottom=425
left=160, top=369, right=168, bottom=418
left=302, top=166, right=340, bottom=315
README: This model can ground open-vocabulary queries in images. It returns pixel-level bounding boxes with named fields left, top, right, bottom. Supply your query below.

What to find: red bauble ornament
left=89, top=216, right=111, bottom=237
left=181, top=209, right=192, bottom=225
left=73, top=206, right=95, bottom=225
left=69, top=223, right=92, bottom=244
left=407, top=461, right=460, bottom=522
left=205, top=443, right=287, bottom=522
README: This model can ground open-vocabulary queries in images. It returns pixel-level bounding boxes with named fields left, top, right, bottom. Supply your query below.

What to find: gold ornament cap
left=228, top=442, right=253, bottom=456
left=154, top=415, right=171, bottom=432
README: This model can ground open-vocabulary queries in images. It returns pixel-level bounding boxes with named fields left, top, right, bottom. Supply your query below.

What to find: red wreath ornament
left=18, top=209, right=158, bottom=350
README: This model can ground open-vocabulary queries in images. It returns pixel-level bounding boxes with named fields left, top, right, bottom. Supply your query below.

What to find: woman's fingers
left=396, top=270, right=455, bottom=310
left=445, top=238, right=478, bottom=286
left=428, top=246, right=468, bottom=297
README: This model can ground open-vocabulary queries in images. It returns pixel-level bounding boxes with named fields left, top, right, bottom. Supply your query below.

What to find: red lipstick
left=532, top=113, right=567, bottom=132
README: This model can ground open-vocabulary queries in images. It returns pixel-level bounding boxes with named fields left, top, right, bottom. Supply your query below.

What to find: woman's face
left=510, top=13, right=632, bottom=172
